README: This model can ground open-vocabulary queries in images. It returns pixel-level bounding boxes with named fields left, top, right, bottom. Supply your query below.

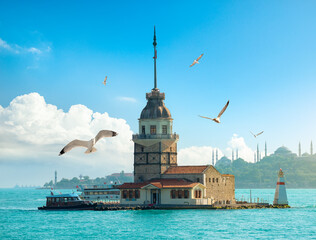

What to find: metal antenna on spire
left=153, top=26, right=157, bottom=89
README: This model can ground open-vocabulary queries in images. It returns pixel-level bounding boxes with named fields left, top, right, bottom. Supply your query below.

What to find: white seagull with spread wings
left=190, top=54, right=204, bottom=67
left=59, top=130, right=118, bottom=156
left=250, top=131, right=264, bottom=138
left=103, top=76, right=107, bottom=86
left=199, top=100, right=230, bottom=123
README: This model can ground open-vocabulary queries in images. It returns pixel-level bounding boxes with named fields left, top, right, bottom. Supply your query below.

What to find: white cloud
left=0, top=37, right=49, bottom=55
left=226, top=134, right=254, bottom=163
left=0, top=93, right=134, bottom=170
left=178, top=134, right=256, bottom=165
left=178, top=146, right=224, bottom=165
left=27, top=47, right=42, bottom=54
left=117, top=96, right=137, bottom=103
left=0, top=38, right=12, bottom=50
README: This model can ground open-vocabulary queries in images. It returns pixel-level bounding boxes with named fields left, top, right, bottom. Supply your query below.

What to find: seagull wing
left=196, top=53, right=204, bottom=61
left=256, top=131, right=264, bottom=137
left=59, top=140, right=89, bottom=156
left=199, top=115, right=214, bottom=120
left=217, top=100, right=230, bottom=118
left=95, top=130, right=118, bottom=143
left=189, top=61, right=196, bottom=67
left=250, top=131, right=256, bottom=137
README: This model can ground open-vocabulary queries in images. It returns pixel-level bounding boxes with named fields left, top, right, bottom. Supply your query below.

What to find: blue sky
left=1, top=1, right=316, bottom=186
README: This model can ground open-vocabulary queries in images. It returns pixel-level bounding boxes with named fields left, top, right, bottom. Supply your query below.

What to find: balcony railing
left=132, top=133, right=179, bottom=140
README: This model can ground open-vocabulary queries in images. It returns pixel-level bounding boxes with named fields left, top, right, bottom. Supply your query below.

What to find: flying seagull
left=250, top=131, right=264, bottom=138
left=199, top=100, right=230, bottom=123
left=59, top=130, right=118, bottom=156
left=189, top=54, right=204, bottom=67
left=103, top=76, right=107, bottom=86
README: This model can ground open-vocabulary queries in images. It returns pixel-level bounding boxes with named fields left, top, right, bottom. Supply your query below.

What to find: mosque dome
left=140, top=89, right=172, bottom=119
left=274, top=146, right=292, bottom=155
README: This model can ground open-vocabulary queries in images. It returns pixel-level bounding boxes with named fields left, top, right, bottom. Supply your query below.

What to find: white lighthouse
left=273, top=168, right=288, bottom=205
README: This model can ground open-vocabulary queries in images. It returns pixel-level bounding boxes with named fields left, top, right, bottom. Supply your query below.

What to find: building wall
left=134, top=141, right=178, bottom=182
left=120, top=189, right=150, bottom=205
left=139, top=119, right=173, bottom=135
left=203, top=167, right=235, bottom=204
left=161, top=166, right=235, bottom=204
left=120, top=186, right=207, bottom=205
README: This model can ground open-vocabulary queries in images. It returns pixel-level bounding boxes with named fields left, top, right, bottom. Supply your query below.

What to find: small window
left=216, top=178, right=218, bottom=183
left=162, top=125, right=167, bottom=134
left=184, top=190, right=189, bottom=199
left=135, top=190, right=140, bottom=199
left=128, top=190, right=133, bottom=199
left=141, top=147, right=144, bottom=152
left=150, top=125, right=156, bottom=135
left=194, top=190, right=202, bottom=199
left=213, top=178, right=215, bottom=183
left=209, top=178, right=211, bottom=182
left=171, top=190, right=176, bottom=199
left=142, top=126, right=145, bottom=134
left=123, top=190, right=127, bottom=199
left=197, top=178, right=200, bottom=182
left=178, top=190, right=183, bottom=198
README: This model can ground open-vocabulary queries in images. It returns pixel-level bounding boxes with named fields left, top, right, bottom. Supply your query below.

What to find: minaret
left=231, top=149, right=234, bottom=162
left=132, top=28, right=179, bottom=183
left=54, top=170, right=57, bottom=186
left=265, top=142, right=267, bottom=157
left=212, top=149, right=215, bottom=166
left=273, top=168, right=288, bottom=205
left=257, top=144, right=260, bottom=162
left=216, top=149, right=218, bottom=162
left=236, top=149, right=238, bottom=159
left=254, top=152, right=256, bottom=163
left=298, top=142, right=301, bottom=157
left=311, top=141, right=313, bottom=155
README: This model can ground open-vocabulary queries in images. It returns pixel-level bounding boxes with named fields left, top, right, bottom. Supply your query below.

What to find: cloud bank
left=0, top=93, right=134, bottom=170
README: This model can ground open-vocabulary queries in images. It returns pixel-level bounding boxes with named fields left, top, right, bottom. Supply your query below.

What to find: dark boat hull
left=38, top=204, right=95, bottom=210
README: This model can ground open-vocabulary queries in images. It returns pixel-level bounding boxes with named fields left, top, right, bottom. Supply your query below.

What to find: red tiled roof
left=117, top=178, right=201, bottom=189
left=222, top=174, right=234, bottom=177
left=163, top=165, right=209, bottom=174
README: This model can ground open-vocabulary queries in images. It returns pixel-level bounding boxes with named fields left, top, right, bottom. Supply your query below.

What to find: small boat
left=38, top=192, right=96, bottom=210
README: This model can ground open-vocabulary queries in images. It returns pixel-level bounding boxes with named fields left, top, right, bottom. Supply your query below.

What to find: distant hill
left=215, top=147, right=316, bottom=188
left=43, top=171, right=133, bottom=189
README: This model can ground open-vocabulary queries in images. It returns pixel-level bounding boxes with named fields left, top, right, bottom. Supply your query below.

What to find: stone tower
left=132, top=28, right=179, bottom=183
left=311, top=141, right=313, bottom=155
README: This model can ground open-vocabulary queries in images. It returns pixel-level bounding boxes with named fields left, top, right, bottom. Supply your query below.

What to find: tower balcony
left=132, top=133, right=179, bottom=140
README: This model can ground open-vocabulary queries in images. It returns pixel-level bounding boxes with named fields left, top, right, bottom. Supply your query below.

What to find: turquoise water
left=0, top=189, right=315, bottom=239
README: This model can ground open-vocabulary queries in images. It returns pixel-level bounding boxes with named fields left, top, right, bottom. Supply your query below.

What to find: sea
left=0, top=188, right=315, bottom=239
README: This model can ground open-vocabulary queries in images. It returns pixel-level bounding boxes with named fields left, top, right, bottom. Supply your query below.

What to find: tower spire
left=311, top=141, right=313, bottom=155
left=153, top=26, right=157, bottom=90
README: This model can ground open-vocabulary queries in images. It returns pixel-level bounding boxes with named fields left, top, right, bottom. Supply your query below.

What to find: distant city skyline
left=1, top=1, right=316, bottom=187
